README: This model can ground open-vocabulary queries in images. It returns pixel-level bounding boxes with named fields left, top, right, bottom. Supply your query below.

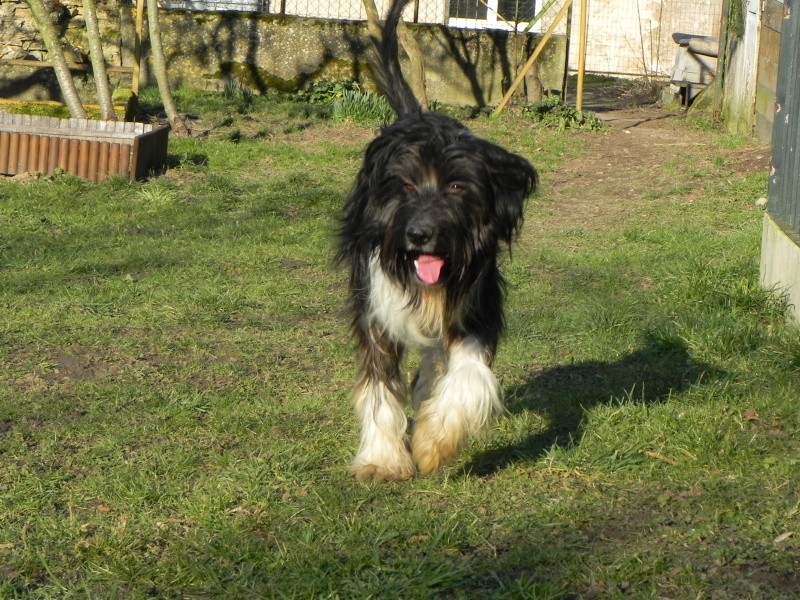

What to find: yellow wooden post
left=575, top=0, right=588, bottom=112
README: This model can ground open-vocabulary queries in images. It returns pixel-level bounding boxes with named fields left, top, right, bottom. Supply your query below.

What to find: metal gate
left=768, top=0, right=800, bottom=241
left=761, top=0, right=800, bottom=323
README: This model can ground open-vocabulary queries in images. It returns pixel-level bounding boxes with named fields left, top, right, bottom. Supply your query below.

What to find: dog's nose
left=406, top=225, right=433, bottom=247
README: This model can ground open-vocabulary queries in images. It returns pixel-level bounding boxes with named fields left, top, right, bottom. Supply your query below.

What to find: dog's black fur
left=337, top=0, right=538, bottom=480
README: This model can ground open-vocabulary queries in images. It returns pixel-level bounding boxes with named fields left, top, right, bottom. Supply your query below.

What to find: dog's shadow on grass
left=465, top=334, right=726, bottom=476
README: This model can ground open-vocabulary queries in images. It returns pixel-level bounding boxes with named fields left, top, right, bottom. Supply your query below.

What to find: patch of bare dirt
left=43, top=351, right=118, bottom=384
left=287, top=120, right=377, bottom=147
left=536, top=102, right=771, bottom=232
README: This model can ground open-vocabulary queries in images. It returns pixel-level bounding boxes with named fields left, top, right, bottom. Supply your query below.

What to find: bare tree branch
left=362, top=0, right=428, bottom=110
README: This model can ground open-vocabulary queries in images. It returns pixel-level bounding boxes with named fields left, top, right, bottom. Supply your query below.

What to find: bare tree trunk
left=82, top=0, right=116, bottom=120
left=362, top=0, right=382, bottom=39
left=525, top=61, right=543, bottom=103
left=146, top=0, right=189, bottom=135
left=396, top=20, right=428, bottom=110
left=26, top=0, right=87, bottom=118
left=362, top=0, right=428, bottom=110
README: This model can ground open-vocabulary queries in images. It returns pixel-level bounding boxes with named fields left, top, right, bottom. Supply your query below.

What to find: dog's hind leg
left=350, top=328, right=415, bottom=481
left=412, top=336, right=502, bottom=474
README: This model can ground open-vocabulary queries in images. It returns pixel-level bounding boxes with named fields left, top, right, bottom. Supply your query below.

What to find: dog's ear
left=337, top=132, right=397, bottom=265
left=479, top=141, right=538, bottom=245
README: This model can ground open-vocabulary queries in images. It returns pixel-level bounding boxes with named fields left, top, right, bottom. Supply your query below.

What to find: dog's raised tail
left=374, top=0, right=421, bottom=118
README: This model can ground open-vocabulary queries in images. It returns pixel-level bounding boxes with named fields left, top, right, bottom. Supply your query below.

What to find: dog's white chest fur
left=366, top=254, right=445, bottom=347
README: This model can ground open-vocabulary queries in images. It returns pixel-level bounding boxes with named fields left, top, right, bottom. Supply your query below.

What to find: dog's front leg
left=412, top=336, right=502, bottom=474
left=412, top=346, right=445, bottom=412
left=350, top=327, right=414, bottom=481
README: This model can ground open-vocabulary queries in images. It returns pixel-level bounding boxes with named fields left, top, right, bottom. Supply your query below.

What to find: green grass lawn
left=1, top=90, right=798, bottom=599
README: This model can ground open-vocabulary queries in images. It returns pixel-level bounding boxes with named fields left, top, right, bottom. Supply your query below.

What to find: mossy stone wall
left=155, top=12, right=565, bottom=106
left=0, top=1, right=565, bottom=107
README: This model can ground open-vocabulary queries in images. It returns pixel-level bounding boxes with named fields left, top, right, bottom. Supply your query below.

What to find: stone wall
left=0, top=0, right=127, bottom=63
left=0, top=0, right=133, bottom=101
left=155, top=12, right=565, bottom=105
left=0, top=0, right=566, bottom=107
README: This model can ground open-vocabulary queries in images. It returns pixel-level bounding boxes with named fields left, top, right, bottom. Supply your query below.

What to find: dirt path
left=535, top=103, right=771, bottom=232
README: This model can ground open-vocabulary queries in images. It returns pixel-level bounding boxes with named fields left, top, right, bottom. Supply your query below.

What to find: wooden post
left=575, top=0, right=588, bottom=112
left=132, top=0, right=145, bottom=97
left=561, top=0, right=573, bottom=101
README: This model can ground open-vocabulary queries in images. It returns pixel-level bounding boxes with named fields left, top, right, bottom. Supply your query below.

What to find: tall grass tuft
left=332, top=89, right=395, bottom=124
left=222, top=79, right=255, bottom=112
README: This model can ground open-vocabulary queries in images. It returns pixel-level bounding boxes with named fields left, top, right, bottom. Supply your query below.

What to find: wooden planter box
left=0, top=113, right=169, bottom=182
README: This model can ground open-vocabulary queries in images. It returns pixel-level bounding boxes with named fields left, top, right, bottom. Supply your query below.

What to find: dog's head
left=340, top=113, right=537, bottom=291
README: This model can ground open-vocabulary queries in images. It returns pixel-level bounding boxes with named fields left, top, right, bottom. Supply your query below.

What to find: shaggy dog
left=337, top=0, right=538, bottom=480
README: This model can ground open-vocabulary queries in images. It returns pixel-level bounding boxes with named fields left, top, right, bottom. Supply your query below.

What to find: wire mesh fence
left=161, top=0, right=555, bottom=32
left=159, top=0, right=723, bottom=78
left=579, top=0, right=722, bottom=77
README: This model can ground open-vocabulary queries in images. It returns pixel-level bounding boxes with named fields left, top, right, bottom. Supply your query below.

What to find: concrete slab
left=760, top=213, right=800, bottom=324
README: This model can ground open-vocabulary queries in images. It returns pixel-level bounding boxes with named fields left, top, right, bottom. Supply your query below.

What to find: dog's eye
left=403, top=182, right=416, bottom=193
left=448, top=183, right=466, bottom=195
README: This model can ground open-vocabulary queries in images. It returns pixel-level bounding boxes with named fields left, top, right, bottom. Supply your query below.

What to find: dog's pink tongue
left=416, top=254, right=445, bottom=285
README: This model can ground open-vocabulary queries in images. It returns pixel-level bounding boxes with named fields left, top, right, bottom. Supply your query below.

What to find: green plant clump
left=294, top=79, right=360, bottom=105
left=522, top=96, right=606, bottom=131
left=292, top=79, right=394, bottom=123
left=222, top=79, right=255, bottom=112
left=332, top=88, right=395, bottom=124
